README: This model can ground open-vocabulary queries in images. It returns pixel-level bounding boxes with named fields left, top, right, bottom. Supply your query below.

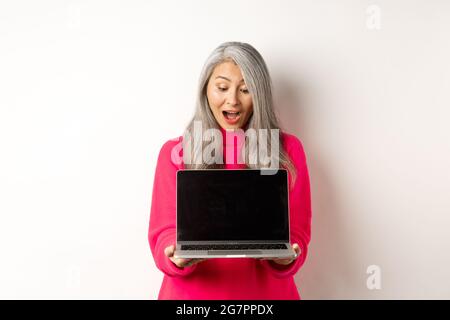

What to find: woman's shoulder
left=280, top=131, right=307, bottom=166
left=159, top=136, right=183, bottom=151
left=280, top=131, right=304, bottom=152
left=155, top=136, right=184, bottom=168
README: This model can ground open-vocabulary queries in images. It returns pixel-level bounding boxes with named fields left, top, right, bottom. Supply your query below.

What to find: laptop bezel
left=175, top=168, right=291, bottom=246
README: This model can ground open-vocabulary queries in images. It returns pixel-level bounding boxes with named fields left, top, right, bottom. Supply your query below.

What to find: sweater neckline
left=219, top=125, right=248, bottom=147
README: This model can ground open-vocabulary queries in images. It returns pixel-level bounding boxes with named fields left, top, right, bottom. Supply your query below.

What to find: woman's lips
left=222, top=111, right=241, bottom=124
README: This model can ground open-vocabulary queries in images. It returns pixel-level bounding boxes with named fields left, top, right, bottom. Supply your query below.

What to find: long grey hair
left=183, top=41, right=297, bottom=185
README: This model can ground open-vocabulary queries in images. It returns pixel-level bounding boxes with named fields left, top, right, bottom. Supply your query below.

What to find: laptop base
left=174, top=243, right=297, bottom=259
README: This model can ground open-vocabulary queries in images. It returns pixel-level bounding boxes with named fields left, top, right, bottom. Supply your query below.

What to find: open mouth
left=222, top=111, right=241, bottom=120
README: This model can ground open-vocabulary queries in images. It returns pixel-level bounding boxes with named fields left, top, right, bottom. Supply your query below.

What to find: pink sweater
left=148, top=128, right=312, bottom=300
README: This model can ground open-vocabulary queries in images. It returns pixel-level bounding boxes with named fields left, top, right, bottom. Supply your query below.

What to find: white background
left=1, top=0, right=449, bottom=299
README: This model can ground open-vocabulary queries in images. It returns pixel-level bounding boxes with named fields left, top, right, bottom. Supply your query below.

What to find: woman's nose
left=226, top=89, right=239, bottom=106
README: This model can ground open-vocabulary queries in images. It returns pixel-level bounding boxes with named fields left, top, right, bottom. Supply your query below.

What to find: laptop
left=174, top=169, right=297, bottom=259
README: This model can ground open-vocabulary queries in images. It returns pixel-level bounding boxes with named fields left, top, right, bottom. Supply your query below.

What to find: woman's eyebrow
left=215, top=76, right=244, bottom=83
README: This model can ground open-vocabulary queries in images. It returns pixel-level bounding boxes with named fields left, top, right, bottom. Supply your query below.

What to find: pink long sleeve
left=148, top=131, right=312, bottom=299
left=148, top=138, right=199, bottom=277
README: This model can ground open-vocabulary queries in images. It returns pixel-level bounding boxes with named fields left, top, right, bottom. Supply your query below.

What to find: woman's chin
left=220, top=123, right=242, bottom=130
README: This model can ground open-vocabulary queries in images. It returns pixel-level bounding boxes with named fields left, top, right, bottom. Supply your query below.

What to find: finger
left=189, top=258, right=206, bottom=265
left=183, top=259, right=197, bottom=267
left=273, top=258, right=293, bottom=265
left=292, top=243, right=301, bottom=256
left=180, top=258, right=192, bottom=265
left=171, top=257, right=192, bottom=268
left=164, top=245, right=175, bottom=258
left=185, top=258, right=207, bottom=267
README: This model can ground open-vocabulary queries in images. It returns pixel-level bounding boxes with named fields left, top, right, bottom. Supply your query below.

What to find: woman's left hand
left=261, top=243, right=301, bottom=266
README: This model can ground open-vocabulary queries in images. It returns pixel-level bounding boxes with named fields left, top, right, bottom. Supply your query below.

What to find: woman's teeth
left=223, top=111, right=241, bottom=119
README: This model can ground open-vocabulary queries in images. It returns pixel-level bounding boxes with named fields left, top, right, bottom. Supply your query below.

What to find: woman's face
left=206, top=61, right=253, bottom=130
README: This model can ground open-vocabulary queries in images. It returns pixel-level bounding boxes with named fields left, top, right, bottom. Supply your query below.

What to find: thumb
left=164, top=245, right=175, bottom=258
left=293, top=243, right=301, bottom=257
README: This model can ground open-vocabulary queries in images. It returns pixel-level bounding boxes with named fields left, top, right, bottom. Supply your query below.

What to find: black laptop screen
left=177, top=169, right=289, bottom=242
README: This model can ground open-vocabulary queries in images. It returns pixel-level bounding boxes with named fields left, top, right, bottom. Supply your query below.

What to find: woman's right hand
left=164, top=245, right=206, bottom=268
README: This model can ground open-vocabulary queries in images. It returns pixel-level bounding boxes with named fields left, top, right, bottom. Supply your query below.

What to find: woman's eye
left=217, top=87, right=249, bottom=94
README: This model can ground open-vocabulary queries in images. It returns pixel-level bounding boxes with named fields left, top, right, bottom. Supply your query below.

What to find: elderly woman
left=148, top=42, right=312, bottom=299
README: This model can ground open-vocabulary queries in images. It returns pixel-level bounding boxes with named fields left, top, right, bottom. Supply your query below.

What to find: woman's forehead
left=211, top=63, right=246, bottom=85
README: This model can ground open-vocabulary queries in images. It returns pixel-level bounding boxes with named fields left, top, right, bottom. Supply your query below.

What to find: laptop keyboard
left=181, top=244, right=287, bottom=250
